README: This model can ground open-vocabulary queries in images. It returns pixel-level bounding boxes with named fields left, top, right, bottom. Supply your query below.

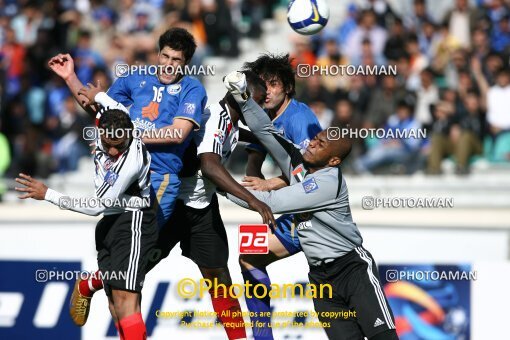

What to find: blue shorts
left=150, top=172, right=181, bottom=228
left=273, top=214, right=302, bottom=255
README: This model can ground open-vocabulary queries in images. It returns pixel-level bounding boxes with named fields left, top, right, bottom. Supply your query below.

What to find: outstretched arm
left=48, top=53, right=99, bottom=115
left=15, top=173, right=146, bottom=216
left=226, top=173, right=338, bottom=215
left=200, top=153, right=276, bottom=227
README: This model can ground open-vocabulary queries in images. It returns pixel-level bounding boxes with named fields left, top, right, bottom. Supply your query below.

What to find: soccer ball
left=287, top=0, right=329, bottom=35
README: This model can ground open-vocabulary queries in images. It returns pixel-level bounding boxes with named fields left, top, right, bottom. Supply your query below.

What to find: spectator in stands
left=296, top=74, right=334, bottom=112
left=414, top=67, right=439, bottom=129
left=485, top=0, right=509, bottom=27
left=10, top=2, right=42, bottom=47
left=406, top=33, right=429, bottom=90
left=340, top=74, right=371, bottom=118
left=336, top=3, right=358, bottom=47
left=309, top=100, right=333, bottom=130
left=365, top=0, right=398, bottom=29
left=444, top=48, right=469, bottom=90
left=365, top=74, right=408, bottom=129
left=1, top=26, right=25, bottom=97
left=355, top=99, right=422, bottom=174
left=354, top=37, right=386, bottom=66
left=73, top=29, right=105, bottom=85
left=426, top=101, right=458, bottom=174
left=316, top=33, right=349, bottom=92
left=428, top=94, right=486, bottom=174
left=491, top=14, right=510, bottom=53
left=471, top=28, right=491, bottom=61
left=418, top=19, right=441, bottom=60
left=290, top=35, right=317, bottom=68
left=443, top=0, right=476, bottom=49
left=344, top=9, right=387, bottom=64
left=487, top=68, right=510, bottom=136
left=457, top=92, right=485, bottom=173
left=405, top=0, right=435, bottom=32
left=384, top=17, right=407, bottom=62
left=46, top=96, right=90, bottom=173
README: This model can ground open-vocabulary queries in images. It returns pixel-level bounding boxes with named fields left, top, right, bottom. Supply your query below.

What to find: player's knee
left=369, top=329, right=399, bottom=340
left=238, top=254, right=252, bottom=270
left=200, top=266, right=232, bottom=285
left=108, top=301, right=118, bottom=322
left=111, top=290, right=139, bottom=316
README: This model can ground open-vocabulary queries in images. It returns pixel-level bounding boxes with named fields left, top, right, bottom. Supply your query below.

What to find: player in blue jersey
left=48, top=28, right=208, bottom=328
left=238, top=54, right=323, bottom=340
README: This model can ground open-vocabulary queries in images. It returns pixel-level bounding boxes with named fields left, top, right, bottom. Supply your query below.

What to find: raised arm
left=48, top=53, right=99, bottom=115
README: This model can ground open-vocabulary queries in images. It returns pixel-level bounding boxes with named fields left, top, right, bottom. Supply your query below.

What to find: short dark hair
left=244, top=70, right=267, bottom=97
left=158, top=28, right=197, bottom=63
left=242, top=53, right=296, bottom=97
left=224, top=70, right=267, bottom=117
left=98, top=109, right=133, bottom=141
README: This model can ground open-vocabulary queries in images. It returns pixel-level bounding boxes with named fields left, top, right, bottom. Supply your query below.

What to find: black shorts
left=308, top=246, right=396, bottom=339
left=151, top=193, right=229, bottom=268
left=96, top=209, right=158, bottom=296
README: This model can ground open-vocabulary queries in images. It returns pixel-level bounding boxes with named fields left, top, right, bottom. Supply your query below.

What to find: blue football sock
left=242, top=268, right=273, bottom=340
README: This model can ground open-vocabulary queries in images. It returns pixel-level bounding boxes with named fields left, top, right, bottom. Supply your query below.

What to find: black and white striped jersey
left=45, top=136, right=152, bottom=216
left=179, top=101, right=239, bottom=209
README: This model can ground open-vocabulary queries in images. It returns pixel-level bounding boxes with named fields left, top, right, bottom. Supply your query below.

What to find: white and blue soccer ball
left=287, top=0, right=329, bottom=35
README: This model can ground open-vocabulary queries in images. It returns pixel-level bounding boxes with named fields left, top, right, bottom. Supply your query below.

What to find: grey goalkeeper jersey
left=227, top=98, right=363, bottom=266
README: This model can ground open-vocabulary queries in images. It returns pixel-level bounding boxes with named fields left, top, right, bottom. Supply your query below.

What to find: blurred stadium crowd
left=1, top=0, right=510, bottom=194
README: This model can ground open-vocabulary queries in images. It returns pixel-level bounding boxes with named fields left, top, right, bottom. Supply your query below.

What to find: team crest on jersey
left=104, top=159, right=114, bottom=170
left=104, top=170, right=119, bottom=186
left=214, top=129, right=226, bottom=144
left=167, top=84, right=181, bottom=95
left=183, top=103, right=196, bottom=115
left=302, top=177, right=318, bottom=193
left=140, top=81, right=146, bottom=87
left=299, top=138, right=311, bottom=149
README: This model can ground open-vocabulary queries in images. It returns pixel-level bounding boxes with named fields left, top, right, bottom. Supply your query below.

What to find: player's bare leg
left=239, top=233, right=292, bottom=340
left=199, top=266, right=247, bottom=340
left=108, top=296, right=125, bottom=340
left=110, top=289, right=146, bottom=340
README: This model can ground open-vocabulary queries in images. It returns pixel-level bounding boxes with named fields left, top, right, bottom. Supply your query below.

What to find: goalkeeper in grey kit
left=223, top=71, right=399, bottom=340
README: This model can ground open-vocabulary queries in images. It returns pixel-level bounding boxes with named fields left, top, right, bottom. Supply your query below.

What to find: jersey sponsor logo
left=140, top=80, right=146, bottom=87
left=214, top=129, right=226, bottom=145
left=183, top=103, right=196, bottom=115
left=104, top=170, right=119, bottom=186
left=238, top=225, right=269, bottom=254
left=133, top=118, right=156, bottom=131
left=104, top=159, right=114, bottom=170
left=166, top=84, right=181, bottom=95
left=302, top=177, right=319, bottom=193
